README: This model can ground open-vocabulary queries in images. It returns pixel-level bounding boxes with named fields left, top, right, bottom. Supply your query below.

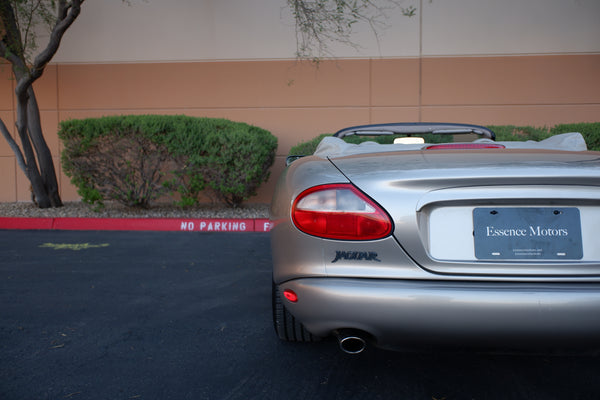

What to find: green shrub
left=59, top=116, right=174, bottom=208
left=488, top=125, right=553, bottom=142
left=550, top=123, right=600, bottom=151
left=59, top=115, right=277, bottom=208
left=201, top=124, right=277, bottom=207
left=289, top=134, right=331, bottom=156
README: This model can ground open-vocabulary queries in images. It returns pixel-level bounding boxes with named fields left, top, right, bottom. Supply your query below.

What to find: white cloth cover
left=313, top=132, right=588, bottom=159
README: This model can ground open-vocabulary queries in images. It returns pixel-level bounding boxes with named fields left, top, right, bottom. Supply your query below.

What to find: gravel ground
left=0, top=201, right=270, bottom=219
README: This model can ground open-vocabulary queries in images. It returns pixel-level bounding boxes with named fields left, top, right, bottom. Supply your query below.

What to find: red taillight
left=283, top=289, right=298, bottom=303
left=291, top=184, right=392, bottom=240
left=425, top=143, right=505, bottom=150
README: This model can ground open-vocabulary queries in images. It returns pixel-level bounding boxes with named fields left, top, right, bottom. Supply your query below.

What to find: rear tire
left=272, top=281, right=319, bottom=342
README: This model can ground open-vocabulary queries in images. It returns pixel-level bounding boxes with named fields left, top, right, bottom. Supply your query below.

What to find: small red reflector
left=283, top=289, right=298, bottom=303
left=425, top=143, right=505, bottom=150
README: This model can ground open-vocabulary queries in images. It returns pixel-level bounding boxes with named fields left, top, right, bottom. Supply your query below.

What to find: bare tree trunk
left=27, top=88, right=63, bottom=207
left=0, top=0, right=83, bottom=208
left=14, top=87, right=52, bottom=208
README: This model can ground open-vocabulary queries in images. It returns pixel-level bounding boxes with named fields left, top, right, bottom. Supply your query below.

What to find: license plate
left=473, top=207, right=583, bottom=260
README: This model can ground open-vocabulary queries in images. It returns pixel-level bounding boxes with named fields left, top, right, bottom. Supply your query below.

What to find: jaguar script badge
left=332, top=251, right=381, bottom=263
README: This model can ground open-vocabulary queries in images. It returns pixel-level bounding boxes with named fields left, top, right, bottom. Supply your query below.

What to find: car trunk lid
left=328, top=149, right=600, bottom=276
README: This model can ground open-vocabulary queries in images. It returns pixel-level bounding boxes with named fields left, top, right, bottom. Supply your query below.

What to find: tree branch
left=0, top=117, right=27, bottom=174
left=287, top=0, right=416, bottom=60
left=0, top=1, right=26, bottom=60
left=31, top=0, right=83, bottom=79
left=0, top=0, right=84, bottom=208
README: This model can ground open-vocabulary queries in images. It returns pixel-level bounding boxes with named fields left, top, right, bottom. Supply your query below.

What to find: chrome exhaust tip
left=336, top=330, right=367, bottom=354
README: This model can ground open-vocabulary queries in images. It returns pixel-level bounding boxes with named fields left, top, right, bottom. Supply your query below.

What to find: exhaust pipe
left=336, top=330, right=367, bottom=354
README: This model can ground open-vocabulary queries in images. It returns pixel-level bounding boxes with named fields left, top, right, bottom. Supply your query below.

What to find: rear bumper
left=279, top=278, right=600, bottom=350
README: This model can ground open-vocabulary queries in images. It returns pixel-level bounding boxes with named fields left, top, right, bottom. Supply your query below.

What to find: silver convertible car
left=270, top=123, right=600, bottom=354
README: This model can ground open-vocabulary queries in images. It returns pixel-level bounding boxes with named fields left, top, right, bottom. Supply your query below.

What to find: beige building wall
left=1, top=0, right=599, bottom=204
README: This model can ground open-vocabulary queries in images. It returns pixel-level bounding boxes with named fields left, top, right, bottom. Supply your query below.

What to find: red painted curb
left=0, top=217, right=54, bottom=230
left=0, top=217, right=272, bottom=232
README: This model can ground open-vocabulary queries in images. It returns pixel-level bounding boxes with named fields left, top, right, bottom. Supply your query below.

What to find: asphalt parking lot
left=1, top=230, right=600, bottom=400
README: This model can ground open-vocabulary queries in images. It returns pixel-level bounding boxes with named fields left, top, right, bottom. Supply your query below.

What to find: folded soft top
left=314, top=132, right=588, bottom=159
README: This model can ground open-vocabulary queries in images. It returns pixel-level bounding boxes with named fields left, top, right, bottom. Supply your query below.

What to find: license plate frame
left=473, top=207, right=583, bottom=260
